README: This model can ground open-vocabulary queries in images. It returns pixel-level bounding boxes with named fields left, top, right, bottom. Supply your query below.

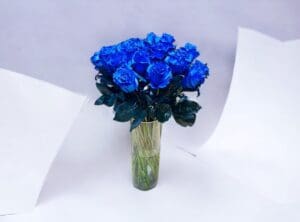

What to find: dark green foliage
left=130, top=108, right=147, bottom=131
left=156, top=103, right=172, bottom=123
left=168, top=75, right=184, bottom=97
left=94, top=73, right=202, bottom=130
left=174, top=100, right=201, bottom=114
left=114, top=101, right=137, bottom=122
left=173, top=113, right=196, bottom=127
left=146, top=105, right=156, bottom=121
left=94, top=94, right=116, bottom=106
left=94, top=96, right=105, bottom=105
left=103, top=94, right=116, bottom=106
left=96, top=83, right=113, bottom=95
left=172, top=99, right=201, bottom=127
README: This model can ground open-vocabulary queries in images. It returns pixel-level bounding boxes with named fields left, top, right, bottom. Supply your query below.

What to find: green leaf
left=130, top=109, right=147, bottom=131
left=94, top=96, right=105, bottom=105
left=99, top=75, right=114, bottom=85
left=95, top=94, right=116, bottom=107
left=114, top=101, right=137, bottom=122
left=141, top=94, right=153, bottom=106
left=113, top=99, right=121, bottom=112
left=103, top=94, right=116, bottom=107
left=173, top=113, right=196, bottom=127
left=172, top=99, right=200, bottom=127
left=116, top=91, right=125, bottom=101
left=96, top=83, right=112, bottom=95
left=176, top=100, right=201, bottom=114
left=156, top=103, right=172, bottom=123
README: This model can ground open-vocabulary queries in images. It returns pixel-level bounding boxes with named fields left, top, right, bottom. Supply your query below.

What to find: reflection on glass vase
left=131, top=120, right=162, bottom=191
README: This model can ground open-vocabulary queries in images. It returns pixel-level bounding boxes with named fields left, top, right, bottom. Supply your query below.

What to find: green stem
left=131, top=121, right=161, bottom=190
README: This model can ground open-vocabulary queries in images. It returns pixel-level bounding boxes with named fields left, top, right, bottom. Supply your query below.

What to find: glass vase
left=131, top=120, right=162, bottom=191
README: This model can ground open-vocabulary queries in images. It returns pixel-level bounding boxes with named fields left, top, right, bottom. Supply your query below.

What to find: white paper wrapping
left=199, top=28, right=300, bottom=204
left=0, top=68, right=87, bottom=215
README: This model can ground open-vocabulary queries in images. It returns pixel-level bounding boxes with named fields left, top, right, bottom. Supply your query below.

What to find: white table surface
left=1, top=0, right=300, bottom=221
left=0, top=103, right=276, bottom=221
left=1, top=102, right=299, bottom=222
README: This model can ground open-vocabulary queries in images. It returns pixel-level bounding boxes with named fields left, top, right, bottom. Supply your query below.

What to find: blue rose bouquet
left=91, top=33, right=209, bottom=190
left=91, top=32, right=209, bottom=131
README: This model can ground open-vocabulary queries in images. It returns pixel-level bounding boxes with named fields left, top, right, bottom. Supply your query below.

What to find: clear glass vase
left=131, top=120, right=162, bottom=191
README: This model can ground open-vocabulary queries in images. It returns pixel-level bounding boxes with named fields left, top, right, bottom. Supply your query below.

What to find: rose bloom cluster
left=91, top=32, right=209, bottom=93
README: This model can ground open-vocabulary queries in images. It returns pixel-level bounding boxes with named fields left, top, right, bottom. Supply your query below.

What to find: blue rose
left=117, top=38, right=145, bottom=59
left=91, top=51, right=103, bottom=69
left=145, top=32, right=175, bottom=60
left=91, top=45, right=126, bottom=74
left=160, top=33, right=175, bottom=44
left=182, top=60, right=209, bottom=89
left=165, top=43, right=200, bottom=74
left=147, top=62, right=172, bottom=89
left=113, top=66, right=139, bottom=93
left=131, top=50, right=150, bottom=75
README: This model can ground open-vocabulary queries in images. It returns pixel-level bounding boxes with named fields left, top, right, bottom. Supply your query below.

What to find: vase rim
left=141, top=120, right=159, bottom=124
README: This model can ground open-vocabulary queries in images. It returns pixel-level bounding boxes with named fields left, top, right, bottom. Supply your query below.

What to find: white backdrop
left=0, top=0, right=299, bottom=152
